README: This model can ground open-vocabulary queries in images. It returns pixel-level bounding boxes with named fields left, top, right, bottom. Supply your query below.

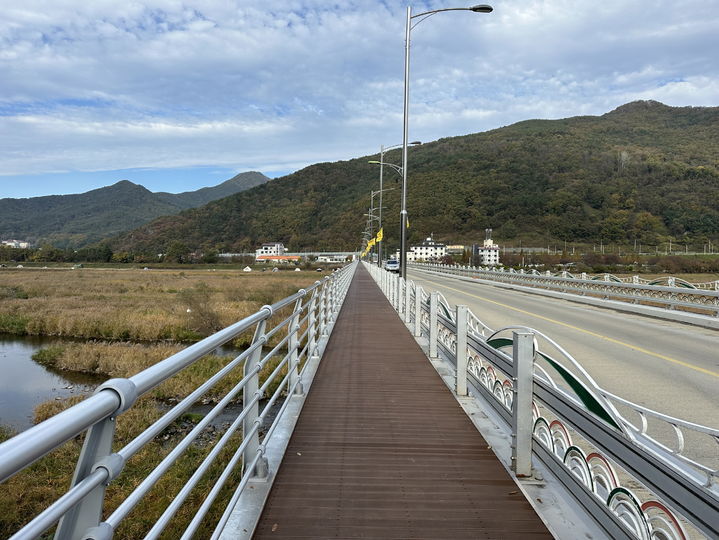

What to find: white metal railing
left=413, top=262, right=719, bottom=316
left=0, top=263, right=356, bottom=540
left=365, top=262, right=719, bottom=540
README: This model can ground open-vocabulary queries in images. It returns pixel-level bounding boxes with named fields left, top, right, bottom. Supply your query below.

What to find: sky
left=1, top=0, right=718, bottom=199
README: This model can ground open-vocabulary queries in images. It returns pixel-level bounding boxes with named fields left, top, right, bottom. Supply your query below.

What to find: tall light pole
left=399, top=4, right=492, bottom=279
left=369, top=187, right=394, bottom=264
left=369, top=141, right=420, bottom=266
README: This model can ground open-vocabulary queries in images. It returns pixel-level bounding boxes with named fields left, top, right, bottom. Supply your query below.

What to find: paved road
left=408, top=269, right=719, bottom=465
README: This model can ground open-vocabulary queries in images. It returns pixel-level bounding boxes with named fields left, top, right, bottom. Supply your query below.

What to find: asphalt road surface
left=408, top=268, right=719, bottom=466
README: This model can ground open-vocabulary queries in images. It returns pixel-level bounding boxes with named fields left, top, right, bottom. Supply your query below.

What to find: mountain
left=0, top=172, right=268, bottom=248
left=154, top=172, right=269, bottom=208
left=113, top=100, right=719, bottom=254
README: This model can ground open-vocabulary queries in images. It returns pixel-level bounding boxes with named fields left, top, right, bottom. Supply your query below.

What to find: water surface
left=0, top=335, right=102, bottom=432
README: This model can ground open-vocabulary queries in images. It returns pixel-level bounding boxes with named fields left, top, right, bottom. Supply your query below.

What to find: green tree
left=165, top=241, right=190, bottom=263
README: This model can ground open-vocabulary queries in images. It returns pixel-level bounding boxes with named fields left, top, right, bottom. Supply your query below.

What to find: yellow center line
left=419, top=276, right=719, bottom=379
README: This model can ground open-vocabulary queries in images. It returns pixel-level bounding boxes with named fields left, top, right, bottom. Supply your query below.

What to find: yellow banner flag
left=368, top=238, right=376, bottom=248
left=376, top=227, right=384, bottom=242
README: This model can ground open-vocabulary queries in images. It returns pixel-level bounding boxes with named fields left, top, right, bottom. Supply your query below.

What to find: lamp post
left=364, top=210, right=381, bottom=263
left=370, top=186, right=395, bottom=264
left=399, top=4, right=492, bottom=278
left=368, top=141, right=420, bottom=266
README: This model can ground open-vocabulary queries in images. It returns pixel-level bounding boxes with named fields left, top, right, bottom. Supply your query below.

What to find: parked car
left=384, top=260, right=400, bottom=273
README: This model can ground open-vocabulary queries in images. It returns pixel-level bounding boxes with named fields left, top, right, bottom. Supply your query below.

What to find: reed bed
left=0, top=267, right=320, bottom=341
left=33, top=340, right=288, bottom=404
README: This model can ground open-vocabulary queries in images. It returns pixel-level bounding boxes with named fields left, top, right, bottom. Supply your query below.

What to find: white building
left=317, top=255, right=348, bottom=263
left=446, top=245, right=466, bottom=256
left=398, top=236, right=447, bottom=262
left=474, top=238, right=500, bottom=266
left=2, top=240, right=30, bottom=249
left=255, top=242, right=286, bottom=260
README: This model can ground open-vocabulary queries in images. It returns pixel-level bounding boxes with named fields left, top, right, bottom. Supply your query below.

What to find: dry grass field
left=0, top=267, right=323, bottom=342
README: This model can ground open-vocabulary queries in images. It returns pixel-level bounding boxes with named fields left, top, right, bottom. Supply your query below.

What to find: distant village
left=1, top=240, right=31, bottom=249
left=251, top=230, right=501, bottom=266
left=394, top=232, right=500, bottom=266
left=1, top=234, right=501, bottom=266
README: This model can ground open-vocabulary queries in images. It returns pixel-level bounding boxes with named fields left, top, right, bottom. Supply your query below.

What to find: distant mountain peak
left=606, top=100, right=671, bottom=115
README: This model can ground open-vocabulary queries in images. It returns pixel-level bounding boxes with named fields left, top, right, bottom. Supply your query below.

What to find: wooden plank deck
left=254, top=264, right=552, bottom=539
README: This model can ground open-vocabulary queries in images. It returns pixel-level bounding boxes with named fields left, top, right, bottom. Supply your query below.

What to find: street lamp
left=368, top=141, right=420, bottom=266
left=399, top=4, right=492, bottom=278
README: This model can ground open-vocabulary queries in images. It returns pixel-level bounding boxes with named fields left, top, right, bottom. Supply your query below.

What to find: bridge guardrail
left=412, top=262, right=719, bottom=317
left=0, top=262, right=356, bottom=540
left=365, top=262, right=719, bottom=540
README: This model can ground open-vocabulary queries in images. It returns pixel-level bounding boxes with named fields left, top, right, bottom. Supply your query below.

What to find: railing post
left=389, top=273, right=394, bottom=306
left=244, top=318, right=268, bottom=479
left=55, top=411, right=118, bottom=539
left=309, top=286, right=319, bottom=359
left=318, top=283, right=327, bottom=336
left=512, top=331, right=534, bottom=477
left=430, top=292, right=439, bottom=358
left=390, top=273, right=395, bottom=307
left=455, top=305, right=468, bottom=396
left=288, top=296, right=303, bottom=395
left=394, top=275, right=400, bottom=311
left=404, top=280, right=412, bottom=323
left=326, top=278, right=335, bottom=323
left=414, top=285, right=422, bottom=337
left=55, top=378, right=136, bottom=539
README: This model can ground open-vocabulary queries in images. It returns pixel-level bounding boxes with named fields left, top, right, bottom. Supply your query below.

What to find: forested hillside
left=113, top=101, right=719, bottom=254
left=0, top=172, right=268, bottom=248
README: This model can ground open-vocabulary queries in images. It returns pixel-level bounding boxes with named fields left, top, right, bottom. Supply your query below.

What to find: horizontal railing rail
left=412, top=262, right=719, bottom=317
left=1, top=263, right=356, bottom=540
left=365, top=262, right=719, bottom=540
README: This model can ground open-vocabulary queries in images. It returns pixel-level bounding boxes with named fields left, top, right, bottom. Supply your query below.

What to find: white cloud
left=0, top=0, right=717, bottom=185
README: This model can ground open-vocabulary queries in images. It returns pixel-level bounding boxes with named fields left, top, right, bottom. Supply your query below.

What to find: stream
left=0, top=335, right=103, bottom=432
left=0, top=335, right=259, bottom=435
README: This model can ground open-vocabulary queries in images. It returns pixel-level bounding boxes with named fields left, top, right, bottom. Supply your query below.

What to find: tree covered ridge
left=112, top=101, right=719, bottom=254
left=0, top=172, right=268, bottom=248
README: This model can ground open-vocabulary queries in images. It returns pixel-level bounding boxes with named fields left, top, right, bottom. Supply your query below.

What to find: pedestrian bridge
left=1, top=262, right=717, bottom=539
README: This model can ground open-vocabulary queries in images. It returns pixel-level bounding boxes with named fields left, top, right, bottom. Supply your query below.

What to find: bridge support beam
left=512, top=331, right=534, bottom=477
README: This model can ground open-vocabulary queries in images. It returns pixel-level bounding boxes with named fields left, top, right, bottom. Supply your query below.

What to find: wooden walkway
left=254, top=264, right=552, bottom=539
